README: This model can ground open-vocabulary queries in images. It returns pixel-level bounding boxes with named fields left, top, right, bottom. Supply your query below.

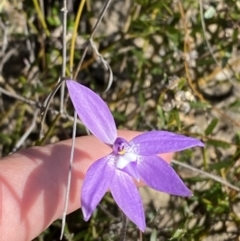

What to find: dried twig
left=60, top=0, right=68, bottom=114
left=11, top=110, right=39, bottom=153
left=172, top=159, right=240, bottom=192
left=73, top=0, right=113, bottom=79
left=0, top=86, right=40, bottom=107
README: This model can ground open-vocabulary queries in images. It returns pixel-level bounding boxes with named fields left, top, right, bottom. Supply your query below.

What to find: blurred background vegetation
left=0, top=0, right=240, bottom=240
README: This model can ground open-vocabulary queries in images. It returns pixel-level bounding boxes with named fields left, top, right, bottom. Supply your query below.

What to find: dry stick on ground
left=0, top=86, right=39, bottom=107
left=172, top=159, right=240, bottom=192
left=11, top=109, right=39, bottom=153
left=0, top=86, right=83, bottom=125
left=39, top=78, right=64, bottom=139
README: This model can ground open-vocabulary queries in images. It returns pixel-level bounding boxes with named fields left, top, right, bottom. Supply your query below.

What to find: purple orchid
left=66, top=80, right=204, bottom=231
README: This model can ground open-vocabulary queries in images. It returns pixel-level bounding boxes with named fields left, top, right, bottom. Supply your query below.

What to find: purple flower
left=66, top=80, right=204, bottom=231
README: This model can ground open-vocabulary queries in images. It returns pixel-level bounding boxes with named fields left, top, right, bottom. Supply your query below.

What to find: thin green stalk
left=32, top=0, right=50, bottom=36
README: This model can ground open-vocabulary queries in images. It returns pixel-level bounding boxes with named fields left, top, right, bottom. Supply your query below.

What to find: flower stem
left=119, top=211, right=128, bottom=241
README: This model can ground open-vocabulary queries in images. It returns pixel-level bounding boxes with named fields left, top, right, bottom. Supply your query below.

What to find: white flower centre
left=115, top=152, right=137, bottom=169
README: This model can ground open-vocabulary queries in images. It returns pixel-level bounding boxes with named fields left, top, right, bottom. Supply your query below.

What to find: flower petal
left=81, top=155, right=115, bottom=221
left=137, top=156, right=191, bottom=196
left=130, top=131, right=204, bottom=155
left=66, top=80, right=117, bottom=145
left=122, top=162, right=140, bottom=181
left=110, top=170, right=146, bottom=231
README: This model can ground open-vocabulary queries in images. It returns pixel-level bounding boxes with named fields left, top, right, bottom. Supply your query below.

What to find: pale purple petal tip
left=137, top=156, right=192, bottom=196
left=130, top=131, right=204, bottom=155
left=110, top=171, right=146, bottom=232
left=66, top=80, right=117, bottom=145
left=81, top=155, right=115, bottom=221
